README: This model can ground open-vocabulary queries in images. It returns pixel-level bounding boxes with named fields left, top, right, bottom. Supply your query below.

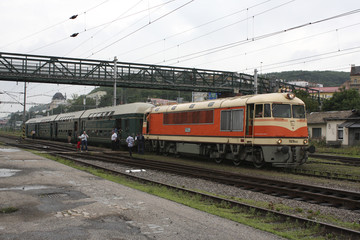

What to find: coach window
left=255, top=104, right=263, bottom=118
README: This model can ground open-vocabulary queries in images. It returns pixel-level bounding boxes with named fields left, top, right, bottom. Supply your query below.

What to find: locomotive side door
left=245, top=104, right=254, bottom=137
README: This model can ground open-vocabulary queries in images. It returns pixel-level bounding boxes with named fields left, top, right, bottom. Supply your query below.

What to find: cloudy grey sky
left=1, top=0, right=359, bottom=118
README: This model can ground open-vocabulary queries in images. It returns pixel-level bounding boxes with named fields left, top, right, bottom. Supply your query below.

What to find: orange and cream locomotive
left=142, top=92, right=315, bottom=167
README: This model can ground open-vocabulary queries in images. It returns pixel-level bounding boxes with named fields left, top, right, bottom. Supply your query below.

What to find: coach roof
left=81, top=102, right=153, bottom=119
left=25, top=115, right=58, bottom=124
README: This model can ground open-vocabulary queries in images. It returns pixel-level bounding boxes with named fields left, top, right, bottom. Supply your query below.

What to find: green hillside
left=266, top=70, right=350, bottom=87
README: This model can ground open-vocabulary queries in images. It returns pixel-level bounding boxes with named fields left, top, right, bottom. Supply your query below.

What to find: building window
left=338, top=127, right=343, bottom=140
left=312, top=128, right=322, bottom=138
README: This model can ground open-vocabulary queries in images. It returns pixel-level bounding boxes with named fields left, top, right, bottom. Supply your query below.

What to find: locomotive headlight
left=286, top=93, right=295, bottom=100
left=303, top=139, right=308, bottom=145
left=277, top=139, right=282, bottom=144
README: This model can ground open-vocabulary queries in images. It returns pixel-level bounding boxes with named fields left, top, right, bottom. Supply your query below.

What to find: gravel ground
left=2, top=135, right=359, bottom=227
left=78, top=156, right=360, bottom=227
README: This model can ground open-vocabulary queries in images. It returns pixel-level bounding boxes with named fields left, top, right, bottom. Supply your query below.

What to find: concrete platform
left=0, top=145, right=284, bottom=240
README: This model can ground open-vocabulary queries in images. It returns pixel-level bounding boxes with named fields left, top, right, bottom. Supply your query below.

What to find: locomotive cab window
left=292, top=105, right=306, bottom=118
left=272, top=104, right=291, bottom=118
left=255, top=104, right=263, bottom=118
left=264, top=104, right=271, bottom=117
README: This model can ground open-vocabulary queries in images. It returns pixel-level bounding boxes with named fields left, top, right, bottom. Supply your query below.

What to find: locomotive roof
left=80, top=102, right=153, bottom=119
left=149, top=93, right=304, bottom=113
left=245, top=93, right=304, bottom=104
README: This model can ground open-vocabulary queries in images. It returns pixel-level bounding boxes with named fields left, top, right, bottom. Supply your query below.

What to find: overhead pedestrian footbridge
left=0, top=51, right=316, bottom=96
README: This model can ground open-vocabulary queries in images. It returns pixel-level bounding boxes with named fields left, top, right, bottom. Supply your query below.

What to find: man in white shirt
left=78, top=131, right=89, bottom=152
left=126, top=135, right=134, bottom=157
left=111, top=130, right=118, bottom=151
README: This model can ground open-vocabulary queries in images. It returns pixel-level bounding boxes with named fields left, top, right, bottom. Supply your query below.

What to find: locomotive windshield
left=272, top=104, right=291, bottom=118
left=272, top=104, right=305, bottom=118
left=292, top=105, right=306, bottom=118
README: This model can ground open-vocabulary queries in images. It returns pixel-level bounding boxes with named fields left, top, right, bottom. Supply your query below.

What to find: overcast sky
left=1, top=0, right=359, bottom=118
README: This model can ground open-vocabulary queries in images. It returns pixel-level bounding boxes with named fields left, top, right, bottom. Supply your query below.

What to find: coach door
left=74, top=121, right=78, bottom=139
left=246, top=104, right=254, bottom=137
left=54, top=123, right=58, bottom=139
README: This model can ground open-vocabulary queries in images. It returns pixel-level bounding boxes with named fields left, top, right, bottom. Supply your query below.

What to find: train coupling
left=277, top=146, right=289, bottom=154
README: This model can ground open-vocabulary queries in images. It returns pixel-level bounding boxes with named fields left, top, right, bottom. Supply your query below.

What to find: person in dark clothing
left=111, top=130, right=117, bottom=151
left=136, top=133, right=145, bottom=154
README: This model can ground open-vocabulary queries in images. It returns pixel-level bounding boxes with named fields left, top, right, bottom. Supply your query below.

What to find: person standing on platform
left=126, top=135, right=134, bottom=157
left=111, top=130, right=117, bottom=151
left=78, top=131, right=89, bottom=152
left=136, top=133, right=145, bottom=154
left=68, top=131, right=72, bottom=144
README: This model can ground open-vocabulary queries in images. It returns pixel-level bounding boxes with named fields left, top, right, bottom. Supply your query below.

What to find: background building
left=307, top=110, right=360, bottom=146
left=48, top=92, right=67, bottom=111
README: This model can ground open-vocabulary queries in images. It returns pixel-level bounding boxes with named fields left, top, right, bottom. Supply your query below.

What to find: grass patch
left=315, top=146, right=360, bottom=157
left=0, top=207, right=18, bottom=214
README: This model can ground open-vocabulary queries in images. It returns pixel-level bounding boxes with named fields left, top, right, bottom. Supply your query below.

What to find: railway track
left=2, top=137, right=360, bottom=239
left=309, top=153, right=360, bottom=166
left=7, top=138, right=360, bottom=211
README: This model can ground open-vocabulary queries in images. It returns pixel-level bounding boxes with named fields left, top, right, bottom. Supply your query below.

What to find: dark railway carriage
left=143, top=93, right=315, bottom=167
left=26, top=102, right=153, bottom=147
left=79, top=103, right=153, bottom=145
left=25, top=115, right=58, bottom=139
left=53, top=111, right=82, bottom=141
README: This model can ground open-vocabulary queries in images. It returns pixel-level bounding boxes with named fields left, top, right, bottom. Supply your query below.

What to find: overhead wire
left=87, top=0, right=195, bottom=58
left=1, top=0, right=110, bottom=50
left=194, top=22, right=360, bottom=68
left=118, top=0, right=272, bottom=58
left=252, top=46, right=360, bottom=73
left=64, top=0, right=145, bottom=56
left=161, top=8, right=360, bottom=66
left=136, top=0, right=293, bottom=62
left=72, top=0, right=179, bottom=57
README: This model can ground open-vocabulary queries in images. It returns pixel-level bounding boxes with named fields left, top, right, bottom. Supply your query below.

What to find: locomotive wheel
left=252, top=148, right=265, bottom=168
left=214, top=158, right=223, bottom=164
left=233, top=159, right=241, bottom=166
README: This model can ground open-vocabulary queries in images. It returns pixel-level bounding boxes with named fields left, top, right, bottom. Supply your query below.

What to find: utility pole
left=113, top=56, right=118, bottom=106
left=254, top=69, right=258, bottom=95
left=22, top=82, right=27, bottom=139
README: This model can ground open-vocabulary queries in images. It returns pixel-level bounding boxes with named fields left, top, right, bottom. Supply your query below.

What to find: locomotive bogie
left=148, top=138, right=309, bottom=167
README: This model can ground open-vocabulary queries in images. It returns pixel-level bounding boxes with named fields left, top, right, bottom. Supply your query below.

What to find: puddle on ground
left=0, top=185, right=50, bottom=191
left=0, top=169, right=21, bottom=177
left=0, top=149, right=20, bottom=153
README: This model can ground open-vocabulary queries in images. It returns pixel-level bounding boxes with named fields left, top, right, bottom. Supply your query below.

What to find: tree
left=322, top=88, right=360, bottom=111
left=294, top=89, right=320, bottom=113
